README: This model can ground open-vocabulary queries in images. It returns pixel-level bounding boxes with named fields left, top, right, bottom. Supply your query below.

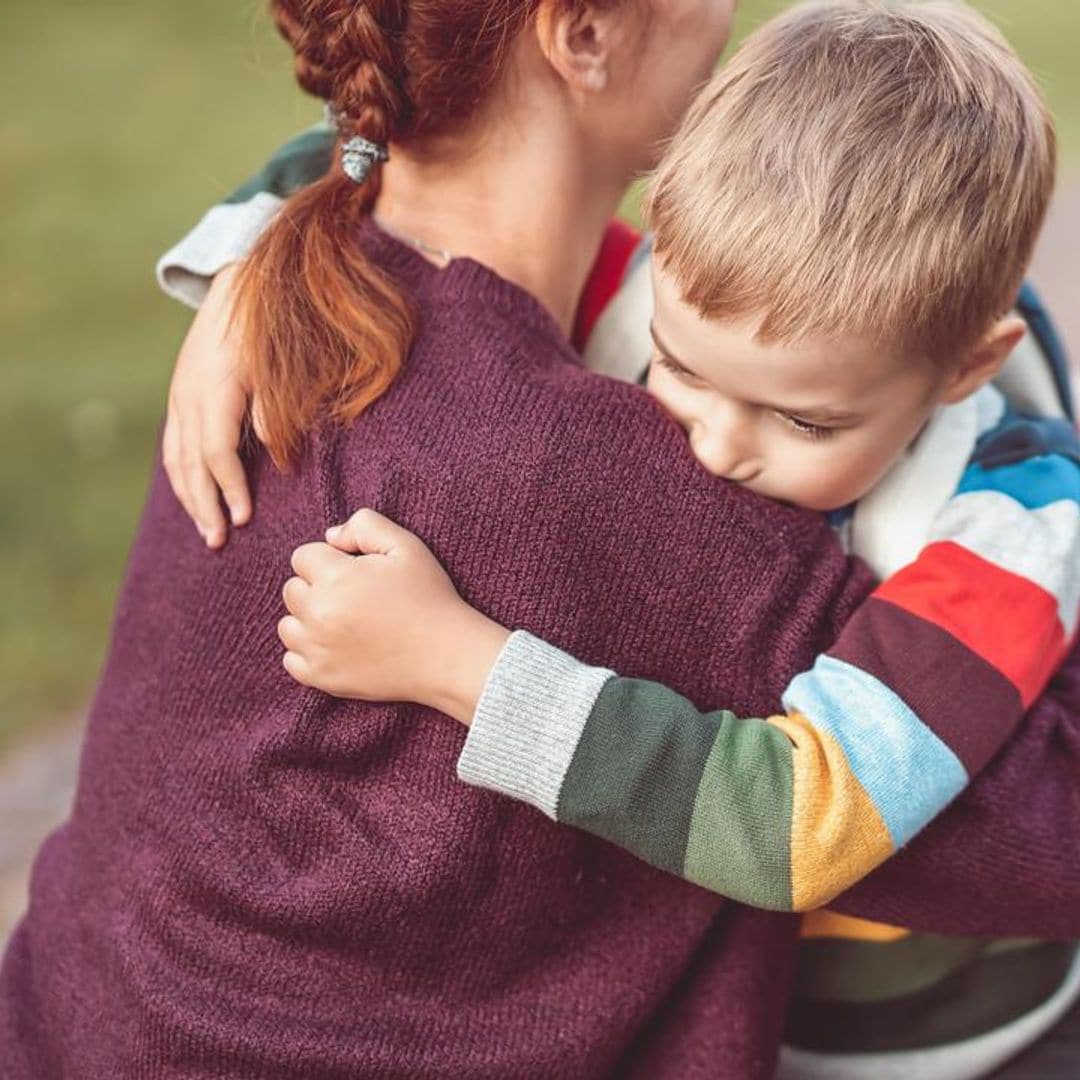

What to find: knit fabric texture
left=4, top=226, right=1079, bottom=1078
left=460, top=386, right=1080, bottom=913
left=1, top=224, right=875, bottom=1079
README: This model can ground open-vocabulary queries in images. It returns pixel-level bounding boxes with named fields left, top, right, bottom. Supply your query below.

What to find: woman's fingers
left=325, top=509, right=415, bottom=556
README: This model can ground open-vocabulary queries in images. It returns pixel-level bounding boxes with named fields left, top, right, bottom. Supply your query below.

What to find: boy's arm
left=157, top=125, right=335, bottom=545
left=157, top=124, right=334, bottom=309
left=457, top=435, right=1080, bottom=913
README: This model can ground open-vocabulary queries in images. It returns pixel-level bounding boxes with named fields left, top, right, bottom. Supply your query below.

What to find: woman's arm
left=280, top=426, right=1079, bottom=915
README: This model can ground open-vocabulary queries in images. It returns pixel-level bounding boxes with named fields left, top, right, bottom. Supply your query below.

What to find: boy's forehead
left=651, top=259, right=916, bottom=400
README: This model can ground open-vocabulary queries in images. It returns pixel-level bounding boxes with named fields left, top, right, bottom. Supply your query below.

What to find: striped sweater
left=459, top=386, right=1080, bottom=911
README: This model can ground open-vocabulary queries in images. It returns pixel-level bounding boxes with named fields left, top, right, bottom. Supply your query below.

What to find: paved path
left=0, top=720, right=81, bottom=942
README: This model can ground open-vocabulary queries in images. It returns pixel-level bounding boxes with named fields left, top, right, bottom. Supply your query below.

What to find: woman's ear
left=938, top=315, right=1029, bottom=404
left=534, top=1, right=618, bottom=93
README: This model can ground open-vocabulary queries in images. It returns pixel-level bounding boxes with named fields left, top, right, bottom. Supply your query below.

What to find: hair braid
left=239, top=0, right=565, bottom=466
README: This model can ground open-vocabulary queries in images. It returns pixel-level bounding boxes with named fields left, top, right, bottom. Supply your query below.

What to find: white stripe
left=850, top=395, right=980, bottom=578
left=973, top=382, right=1008, bottom=437
left=930, top=490, right=1080, bottom=637
left=155, top=192, right=284, bottom=309
left=581, top=253, right=655, bottom=383
left=457, top=631, right=614, bottom=819
left=777, top=947, right=1080, bottom=1080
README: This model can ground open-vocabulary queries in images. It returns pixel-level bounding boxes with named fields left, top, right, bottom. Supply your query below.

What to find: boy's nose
left=690, top=416, right=758, bottom=482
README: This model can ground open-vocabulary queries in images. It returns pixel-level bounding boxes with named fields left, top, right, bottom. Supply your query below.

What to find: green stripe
left=684, top=714, right=794, bottom=909
left=224, top=126, right=335, bottom=206
left=557, top=678, right=719, bottom=877
left=785, top=940, right=1077, bottom=1052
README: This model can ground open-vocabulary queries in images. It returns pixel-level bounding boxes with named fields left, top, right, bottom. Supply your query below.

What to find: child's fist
left=279, top=510, right=509, bottom=724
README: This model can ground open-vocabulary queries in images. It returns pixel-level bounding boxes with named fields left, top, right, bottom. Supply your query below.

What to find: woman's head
left=275, top=0, right=735, bottom=167
left=242, top=0, right=737, bottom=466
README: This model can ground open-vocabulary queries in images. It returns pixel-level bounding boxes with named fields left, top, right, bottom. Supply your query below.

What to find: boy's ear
left=535, top=1, right=616, bottom=93
left=938, top=315, right=1028, bottom=405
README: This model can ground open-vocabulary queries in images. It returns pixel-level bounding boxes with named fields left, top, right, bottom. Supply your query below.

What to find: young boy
left=266, top=4, right=1080, bottom=1077
left=158, top=2, right=1078, bottom=1076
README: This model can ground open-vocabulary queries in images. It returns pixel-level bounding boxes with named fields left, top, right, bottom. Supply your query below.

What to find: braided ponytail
left=235, top=0, right=413, bottom=467
left=236, top=0, right=573, bottom=466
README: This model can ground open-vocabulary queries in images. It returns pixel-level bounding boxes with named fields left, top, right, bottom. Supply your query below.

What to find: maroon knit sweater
left=3, top=230, right=1079, bottom=1079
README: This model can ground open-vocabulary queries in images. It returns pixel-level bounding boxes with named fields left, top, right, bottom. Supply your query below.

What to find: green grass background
left=1, top=1, right=1077, bottom=745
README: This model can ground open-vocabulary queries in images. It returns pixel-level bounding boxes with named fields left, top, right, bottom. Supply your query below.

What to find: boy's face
left=646, top=261, right=950, bottom=511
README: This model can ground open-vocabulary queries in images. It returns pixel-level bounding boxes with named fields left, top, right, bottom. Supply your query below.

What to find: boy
left=266, top=4, right=1080, bottom=1077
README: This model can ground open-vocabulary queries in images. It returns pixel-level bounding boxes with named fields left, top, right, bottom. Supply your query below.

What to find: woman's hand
left=279, top=510, right=511, bottom=725
left=163, top=263, right=262, bottom=549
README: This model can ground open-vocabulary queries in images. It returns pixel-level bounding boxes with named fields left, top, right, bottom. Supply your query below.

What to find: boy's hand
left=163, top=263, right=264, bottom=549
left=279, top=510, right=510, bottom=725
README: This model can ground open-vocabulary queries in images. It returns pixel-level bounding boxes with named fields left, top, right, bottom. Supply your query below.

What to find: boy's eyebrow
left=648, top=321, right=860, bottom=424
left=649, top=322, right=699, bottom=376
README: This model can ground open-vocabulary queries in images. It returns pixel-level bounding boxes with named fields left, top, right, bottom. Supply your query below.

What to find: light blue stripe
left=957, top=455, right=1080, bottom=510
left=781, top=656, right=968, bottom=848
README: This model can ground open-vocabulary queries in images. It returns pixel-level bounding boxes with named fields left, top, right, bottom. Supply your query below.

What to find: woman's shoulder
left=411, top=289, right=838, bottom=557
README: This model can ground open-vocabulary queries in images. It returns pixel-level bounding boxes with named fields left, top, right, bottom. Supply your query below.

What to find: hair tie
left=341, top=136, right=390, bottom=184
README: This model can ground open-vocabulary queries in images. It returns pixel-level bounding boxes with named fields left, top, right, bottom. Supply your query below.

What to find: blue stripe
left=957, top=455, right=1080, bottom=510
left=971, top=414, right=1080, bottom=472
left=782, top=656, right=968, bottom=848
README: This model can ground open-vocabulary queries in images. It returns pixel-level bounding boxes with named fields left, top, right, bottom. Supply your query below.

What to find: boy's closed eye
left=651, top=350, right=838, bottom=441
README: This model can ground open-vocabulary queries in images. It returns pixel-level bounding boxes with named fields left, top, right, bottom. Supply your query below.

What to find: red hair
left=237, top=0, right=559, bottom=467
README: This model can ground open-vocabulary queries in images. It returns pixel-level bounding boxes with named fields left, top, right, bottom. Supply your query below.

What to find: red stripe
left=873, top=541, right=1065, bottom=707
left=830, top=597, right=1022, bottom=775
left=571, top=219, right=643, bottom=352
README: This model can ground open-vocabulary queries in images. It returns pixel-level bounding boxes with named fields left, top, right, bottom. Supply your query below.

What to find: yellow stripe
left=768, top=711, right=894, bottom=910
left=800, top=909, right=911, bottom=942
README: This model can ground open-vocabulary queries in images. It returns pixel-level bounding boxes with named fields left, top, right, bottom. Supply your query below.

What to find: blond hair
left=647, top=0, right=1056, bottom=361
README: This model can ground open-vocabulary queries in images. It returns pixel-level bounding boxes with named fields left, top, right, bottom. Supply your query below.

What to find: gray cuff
left=456, top=631, right=614, bottom=819
left=155, top=192, right=284, bottom=309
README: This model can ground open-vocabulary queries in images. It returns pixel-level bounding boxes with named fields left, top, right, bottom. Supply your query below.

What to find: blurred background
left=0, top=1, right=1077, bottom=924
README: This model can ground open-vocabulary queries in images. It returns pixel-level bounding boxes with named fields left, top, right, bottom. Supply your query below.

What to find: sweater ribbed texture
left=458, top=631, right=613, bottom=817
left=1, top=225, right=1073, bottom=1079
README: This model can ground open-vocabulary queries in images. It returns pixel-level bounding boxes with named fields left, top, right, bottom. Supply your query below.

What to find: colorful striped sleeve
left=157, top=124, right=335, bottom=308
left=458, top=412, right=1080, bottom=912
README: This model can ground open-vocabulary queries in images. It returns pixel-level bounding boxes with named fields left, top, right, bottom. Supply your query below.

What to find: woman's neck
left=376, top=104, right=631, bottom=337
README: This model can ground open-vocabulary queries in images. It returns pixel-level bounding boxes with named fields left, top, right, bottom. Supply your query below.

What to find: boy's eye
left=777, top=412, right=835, bottom=440
left=655, top=353, right=704, bottom=385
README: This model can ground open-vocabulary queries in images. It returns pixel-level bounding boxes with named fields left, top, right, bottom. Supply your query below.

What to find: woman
left=2, top=2, right=1078, bottom=1077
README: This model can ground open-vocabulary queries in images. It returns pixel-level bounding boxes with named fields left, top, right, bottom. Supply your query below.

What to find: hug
left=3, top=1, right=1079, bottom=1077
